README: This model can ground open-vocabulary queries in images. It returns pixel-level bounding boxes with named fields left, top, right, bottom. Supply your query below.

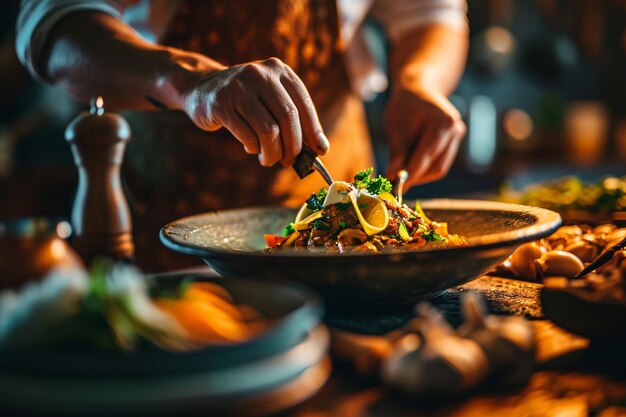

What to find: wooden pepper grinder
left=65, top=97, right=134, bottom=264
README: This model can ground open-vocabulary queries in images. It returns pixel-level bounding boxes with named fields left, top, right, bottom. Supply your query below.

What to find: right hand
left=183, top=57, right=329, bottom=167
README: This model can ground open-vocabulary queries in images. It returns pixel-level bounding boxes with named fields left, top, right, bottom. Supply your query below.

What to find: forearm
left=40, top=11, right=224, bottom=110
left=389, top=23, right=468, bottom=96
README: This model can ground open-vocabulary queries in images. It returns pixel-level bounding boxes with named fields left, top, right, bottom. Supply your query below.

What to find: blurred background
left=1, top=0, right=625, bottom=218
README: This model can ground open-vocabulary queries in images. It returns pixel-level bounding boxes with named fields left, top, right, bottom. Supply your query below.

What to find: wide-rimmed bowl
left=160, top=199, right=562, bottom=302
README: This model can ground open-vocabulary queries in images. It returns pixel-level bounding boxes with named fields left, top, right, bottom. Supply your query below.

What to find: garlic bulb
left=458, top=293, right=535, bottom=387
left=381, top=303, right=489, bottom=396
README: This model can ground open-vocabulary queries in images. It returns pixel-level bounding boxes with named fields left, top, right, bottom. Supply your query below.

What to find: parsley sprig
left=305, top=188, right=328, bottom=211
left=353, top=167, right=393, bottom=195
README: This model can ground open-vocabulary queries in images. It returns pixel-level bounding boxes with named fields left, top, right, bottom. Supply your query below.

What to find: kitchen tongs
left=573, top=235, right=626, bottom=279
left=293, top=146, right=334, bottom=185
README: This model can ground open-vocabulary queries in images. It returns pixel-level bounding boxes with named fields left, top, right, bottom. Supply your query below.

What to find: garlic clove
left=606, top=228, right=626, bottom=243
left=509, top=242, right=546, bottom=281
left=564, top=240, right=600, bottom=263
left=593, top=224, right=616, bottom=236
left=539, top=250, right=584, bottom=278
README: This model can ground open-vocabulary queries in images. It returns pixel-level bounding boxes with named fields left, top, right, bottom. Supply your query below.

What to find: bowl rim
left=160, top=199, right=562, bottom=259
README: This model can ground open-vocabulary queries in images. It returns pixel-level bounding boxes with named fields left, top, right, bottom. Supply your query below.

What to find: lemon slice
left=292, top=210, right=324, bottom=231
left=349, top=190, right=389, bottom=236
left=378, top=192, right=398, bottom=205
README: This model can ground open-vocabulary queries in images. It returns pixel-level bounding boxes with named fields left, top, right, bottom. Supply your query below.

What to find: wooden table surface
left=163, top=268, right=626, bottom=417
left=280, top=276, right=626, bottom=417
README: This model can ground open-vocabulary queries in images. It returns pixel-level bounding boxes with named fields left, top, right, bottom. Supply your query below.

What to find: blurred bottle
left=565, top=101, right=609, bottom=166
left=0, top=218, right=83, bottom=290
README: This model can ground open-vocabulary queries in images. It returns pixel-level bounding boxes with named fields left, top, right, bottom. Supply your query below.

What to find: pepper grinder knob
left=65, top=97, right=134, bottom=263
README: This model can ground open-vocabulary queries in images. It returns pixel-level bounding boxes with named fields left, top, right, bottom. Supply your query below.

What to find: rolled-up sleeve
left=16, top=0, right=124, bottom=80
left=370, top=0, right=468, bottom=42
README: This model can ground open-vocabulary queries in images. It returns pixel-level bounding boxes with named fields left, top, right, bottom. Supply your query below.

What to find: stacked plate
left=0, top=275, right=329, bottom=416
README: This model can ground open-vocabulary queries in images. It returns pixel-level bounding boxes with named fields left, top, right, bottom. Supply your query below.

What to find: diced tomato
left=264, top=234, right=288, bottom=248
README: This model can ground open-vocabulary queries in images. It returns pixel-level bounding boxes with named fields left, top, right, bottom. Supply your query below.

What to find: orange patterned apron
left=124, top=0, right=374, bottom=270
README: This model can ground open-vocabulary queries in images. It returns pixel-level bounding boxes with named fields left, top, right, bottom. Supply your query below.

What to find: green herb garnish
left=422, top=231, right=447, bottom=242
left=305, top=188, right=328, bottom=211
left=353, top=167, right=392, bottom=195
left=282, top=222, right=295, bottom=236
left=354, top=167, right=374, bottom=183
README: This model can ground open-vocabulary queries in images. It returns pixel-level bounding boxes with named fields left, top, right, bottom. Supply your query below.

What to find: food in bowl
left=499, top=176, right=626, bottom=221
left=265, top=168, right=466, bottom=253
left=0, top=260, right=266, bottom=352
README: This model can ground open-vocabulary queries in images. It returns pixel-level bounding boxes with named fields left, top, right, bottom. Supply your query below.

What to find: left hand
left=385, top=85, right=466, bottom=188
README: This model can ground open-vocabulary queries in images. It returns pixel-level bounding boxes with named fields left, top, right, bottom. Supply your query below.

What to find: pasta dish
left=265, top=168, right=466, bottom=253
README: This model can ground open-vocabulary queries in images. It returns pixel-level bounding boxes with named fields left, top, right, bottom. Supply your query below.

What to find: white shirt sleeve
left=16, top=0, right=126, bottom=80
left=369, top=0, right=468, bottom=42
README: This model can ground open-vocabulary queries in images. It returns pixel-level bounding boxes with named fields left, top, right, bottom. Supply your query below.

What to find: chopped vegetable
left=305, top=188, right=328, bottom=211
left=422, top=231, right=447, bottom=242
left=398, top=222, right=410, bottom=241
left=414, top=201, right=431, bottom=224
left=263, top=234, right=287, bottom=248
left=0, top=260, right=266, bottom=352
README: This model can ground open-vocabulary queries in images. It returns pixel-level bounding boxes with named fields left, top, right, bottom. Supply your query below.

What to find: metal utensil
left=395, top=170, right=409, bottom=205
left=292, top=146, right=334, bottom=185
left=573, top=236, right=626, bottom=279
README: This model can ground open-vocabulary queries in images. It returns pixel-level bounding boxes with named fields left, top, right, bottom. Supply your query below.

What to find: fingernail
left=317, top=133, right=330, bottom=153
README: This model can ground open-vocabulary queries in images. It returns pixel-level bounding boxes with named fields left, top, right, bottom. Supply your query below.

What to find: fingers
left=226, top=112, right=260, bottom=154
left=189, top=58, right=328, bottom=167
left=257, top=81, right=302, bottom=166
left=404, top=124, right=452, bottom=182
left=406, top=119, right=466, bottom=188
left=407, top=130, right=463, bottom=187
left=280, top=66, right=330, bottom=155
left=236, top=97, right=283, bottom=166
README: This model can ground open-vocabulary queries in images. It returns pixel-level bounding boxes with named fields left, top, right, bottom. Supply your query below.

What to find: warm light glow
left=485, top=27, right=514, bottom=54
left=503, top=109, right=534, bottom=141
left=56, top=221, right=72, bottom=239
left=92, top=96, right=105, bottom=115
left=50, top=239, right=66, bottom=258
left=566, top=102, right=608, bottom=166
left=603, top=177, right=619, bottom=191
left=400, top=334, right=421, bottom=351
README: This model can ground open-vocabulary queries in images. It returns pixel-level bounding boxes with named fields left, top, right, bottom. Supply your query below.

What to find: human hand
left=183, top=57, right=329, bottom=167
left=385, top=86, right=466, bottom=188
